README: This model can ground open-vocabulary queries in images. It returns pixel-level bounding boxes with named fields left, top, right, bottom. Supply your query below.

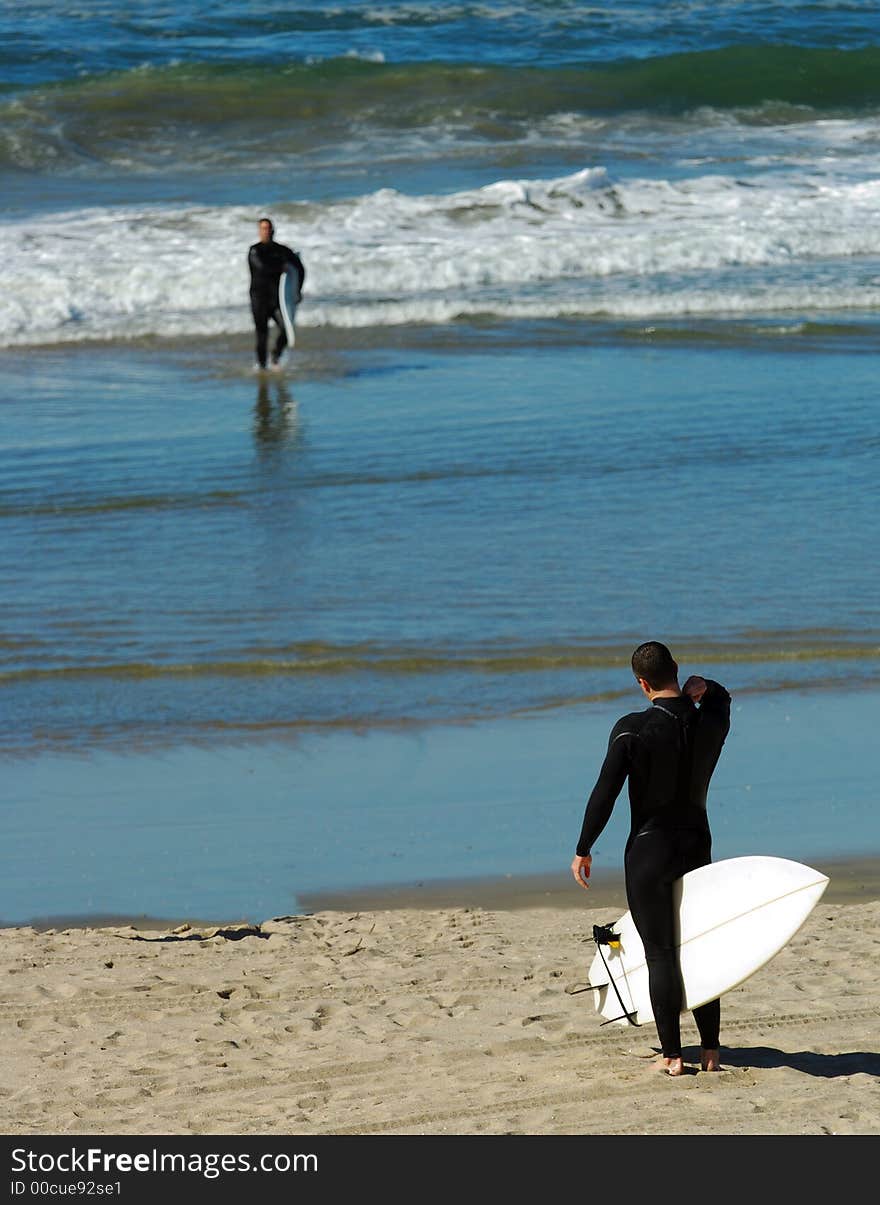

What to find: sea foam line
left=4, top=167, right=880, bottom=346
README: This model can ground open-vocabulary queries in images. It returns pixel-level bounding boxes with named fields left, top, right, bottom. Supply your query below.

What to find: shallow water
left=2, top=333, right=878, bottom=756
left=3, top=684, right=876, bottom=925
left=2, top=326, right=879, bottom=922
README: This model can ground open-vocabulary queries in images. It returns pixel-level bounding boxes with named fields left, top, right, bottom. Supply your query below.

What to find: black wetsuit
left=248, top=240, right=306, bottom=368
left=576, top=681, right=731, bottom=1057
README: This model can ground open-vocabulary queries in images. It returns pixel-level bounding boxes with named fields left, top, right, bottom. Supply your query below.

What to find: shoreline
left=296, top=854, right=880, bottom=913
left=6, top=309, right=880, bottom=366
left=6, top=852, right=880, bottom=933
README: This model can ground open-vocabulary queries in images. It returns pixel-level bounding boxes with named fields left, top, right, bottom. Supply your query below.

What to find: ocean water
left=2, top=2, right=880, bottom=922
left=4, top=3, right=880, bottom=342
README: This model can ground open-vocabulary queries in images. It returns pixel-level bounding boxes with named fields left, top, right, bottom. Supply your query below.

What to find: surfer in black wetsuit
left=248, top=217, right=306, bottom=371
left=570, top=641, right=731, bottom=1076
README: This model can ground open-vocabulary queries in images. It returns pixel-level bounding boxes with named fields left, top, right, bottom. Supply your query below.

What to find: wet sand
left=297, top=854, right=880, bottom=913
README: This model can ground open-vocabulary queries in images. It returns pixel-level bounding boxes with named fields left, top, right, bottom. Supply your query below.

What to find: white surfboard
left=279, top=268, right=300, bottom=349
left=587, top=856, right=829, bottom=1027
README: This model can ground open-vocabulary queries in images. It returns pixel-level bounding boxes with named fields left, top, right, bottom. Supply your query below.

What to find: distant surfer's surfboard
left=279, top=268, right=300, bottom=349
left=587, top=856, right=830, bottom=1027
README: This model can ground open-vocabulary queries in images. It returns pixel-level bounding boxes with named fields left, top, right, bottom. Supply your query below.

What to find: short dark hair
left=631, top=641, right=678, bottom=690
left=258, top=216, right=274, bottom=232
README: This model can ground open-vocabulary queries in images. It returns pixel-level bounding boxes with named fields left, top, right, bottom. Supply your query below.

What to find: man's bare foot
left=651, top=1055, right=685, bottom=1076
left=700, top=1048, right=721, bottom=1072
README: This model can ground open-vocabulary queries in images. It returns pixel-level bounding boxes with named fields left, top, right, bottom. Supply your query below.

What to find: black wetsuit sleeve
left=698, top=679, right=731, bottom=734
left=575, top=723, right=632, bottom=856
left=690, top=680, right=731, bottom=810
left=247, top=245, right=259, bottom=286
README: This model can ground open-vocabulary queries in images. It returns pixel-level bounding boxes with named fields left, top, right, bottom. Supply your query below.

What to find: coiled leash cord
left=590, top=923, right=640, bottom=1027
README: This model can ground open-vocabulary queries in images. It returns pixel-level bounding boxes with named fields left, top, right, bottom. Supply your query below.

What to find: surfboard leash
left=591, top=924, right=640, bottom=1027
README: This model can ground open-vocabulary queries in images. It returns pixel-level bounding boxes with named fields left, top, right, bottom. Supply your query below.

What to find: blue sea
left=2, top=2, right=880, bottom=924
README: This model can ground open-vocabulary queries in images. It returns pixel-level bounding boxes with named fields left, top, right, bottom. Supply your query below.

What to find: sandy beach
left=3, top=887, right=878, bottom=1137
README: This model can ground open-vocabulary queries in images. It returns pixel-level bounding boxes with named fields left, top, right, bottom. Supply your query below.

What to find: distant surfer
left=247, top=217, right=306, bottom=371
left=570, top=641, right=731, bottom=1076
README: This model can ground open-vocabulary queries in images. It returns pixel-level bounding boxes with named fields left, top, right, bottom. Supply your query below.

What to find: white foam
left=306, top=48, right=386, bottom=64
left=4, top=162, right=880, bottom=347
